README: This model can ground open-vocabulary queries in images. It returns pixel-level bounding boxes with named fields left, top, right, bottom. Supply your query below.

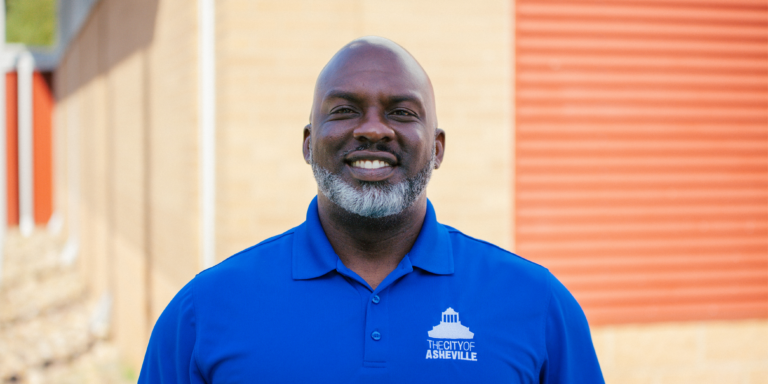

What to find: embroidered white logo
left=426, top=308, right=478, bottom=361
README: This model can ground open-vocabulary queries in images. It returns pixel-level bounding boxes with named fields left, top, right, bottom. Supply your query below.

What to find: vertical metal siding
left=3, top=72, right=54, bottom=227
left=33, top=72, right=53, bottom=225
left=515, top=0, right=768, bottom=325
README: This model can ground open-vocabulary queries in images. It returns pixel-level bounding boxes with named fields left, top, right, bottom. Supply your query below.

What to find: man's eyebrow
left=323, top=91, right=424, bottom=106
left=387, top=94, right=424, bottom=106
left=323, top=90, right=363, bottom=103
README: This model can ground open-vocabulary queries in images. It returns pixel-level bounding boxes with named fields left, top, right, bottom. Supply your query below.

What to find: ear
left=433, top=128, right=445, bottom=169
left=303, top=124, right=312, bottom=164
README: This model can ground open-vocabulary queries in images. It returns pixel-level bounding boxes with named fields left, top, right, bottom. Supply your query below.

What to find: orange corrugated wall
left=515, top=0, right=768, bottom=325
left=6, top=73, right=18, bottom=226
left=33, top=72, right=53, bottom=225
left=4, top=71, right=54, bottom=226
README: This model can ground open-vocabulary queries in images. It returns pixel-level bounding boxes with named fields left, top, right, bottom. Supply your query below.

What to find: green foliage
left=122, top=365, right=138, bottom=381
left=6, top=0, right=56, bottom=46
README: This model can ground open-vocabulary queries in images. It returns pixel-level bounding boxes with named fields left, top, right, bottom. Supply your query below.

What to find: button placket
left=363, top=290, right=389, bottom=364
left=359, top=256, right=413, bottom=368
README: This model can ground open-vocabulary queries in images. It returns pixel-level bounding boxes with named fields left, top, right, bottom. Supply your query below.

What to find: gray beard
left=310, top=148, right=435, bottom=218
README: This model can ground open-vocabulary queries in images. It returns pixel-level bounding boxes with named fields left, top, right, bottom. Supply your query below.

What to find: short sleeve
left=541, top=273, right=605, bottom=384
left=138, top=280, right=205, bottom=384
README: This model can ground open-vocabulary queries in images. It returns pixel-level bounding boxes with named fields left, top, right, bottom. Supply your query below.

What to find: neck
left=316, top=193, right=427, bottom=290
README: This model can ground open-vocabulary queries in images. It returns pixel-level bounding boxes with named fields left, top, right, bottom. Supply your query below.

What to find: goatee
left=310, top=147, right=435, bottom=218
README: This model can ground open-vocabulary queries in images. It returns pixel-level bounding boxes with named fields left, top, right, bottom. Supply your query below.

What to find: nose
left=353, top=108, right=395, bottom=144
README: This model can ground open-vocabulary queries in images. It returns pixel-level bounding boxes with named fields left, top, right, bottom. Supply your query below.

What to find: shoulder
left=444, top=225, right=557, bottom=306
left=446, top=225, right=551, bottom=280
left=193, top=227, right=298, bottom=289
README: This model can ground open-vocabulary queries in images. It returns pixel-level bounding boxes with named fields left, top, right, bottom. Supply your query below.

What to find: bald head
left=311, top=36, right=437, bottom=128
left=302, top=36, right=446, bottom=220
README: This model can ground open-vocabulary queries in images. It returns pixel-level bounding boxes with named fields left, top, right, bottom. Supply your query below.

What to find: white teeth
left=352, top=160, right=390, bottom=169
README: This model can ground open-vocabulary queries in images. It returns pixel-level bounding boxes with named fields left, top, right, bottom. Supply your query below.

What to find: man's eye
left=391, top=109, right=415, bottom=117
left=333, top=107, right=355, bottom=114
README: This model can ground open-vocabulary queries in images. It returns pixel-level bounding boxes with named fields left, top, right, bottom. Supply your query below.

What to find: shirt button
left=371, top=295, right=381, bottom=304
left=371, top=331, right=381, bottom=341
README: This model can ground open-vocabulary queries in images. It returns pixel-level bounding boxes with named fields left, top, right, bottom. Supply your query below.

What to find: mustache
left=341, top=143, right=402, bottom=162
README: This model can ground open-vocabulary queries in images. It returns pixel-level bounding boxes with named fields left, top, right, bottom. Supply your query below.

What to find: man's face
left=304, top=40, right=445, bottom=218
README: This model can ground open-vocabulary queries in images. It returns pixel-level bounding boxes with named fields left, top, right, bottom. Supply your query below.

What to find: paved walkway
left=0, top=229, right=133, bottom=383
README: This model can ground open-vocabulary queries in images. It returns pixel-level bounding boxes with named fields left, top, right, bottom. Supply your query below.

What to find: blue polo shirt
left=139, top=198, right=604, bottom=383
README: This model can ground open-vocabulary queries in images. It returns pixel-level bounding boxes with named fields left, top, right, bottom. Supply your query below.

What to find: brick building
left=49, top=0, right=767, bottom=382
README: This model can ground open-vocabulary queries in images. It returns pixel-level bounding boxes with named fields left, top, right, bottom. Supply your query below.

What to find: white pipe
left=198, top=0, right=216, bottom=269
left=60, top=58, right=80, bottom=266
left=0, top=0, right=7, bottom=285
left=17, top=51, right=34, bottom=237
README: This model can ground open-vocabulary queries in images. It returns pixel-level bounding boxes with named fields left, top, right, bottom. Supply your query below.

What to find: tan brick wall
left=593, top=319, right=768, bottom=384
left=106, top=50, right=150, bottom=373
left=54, top=0, right=200, bottom=370
left=215, top=0, right=514, bottom=260
left=71, top=5, right=113, bottom=313
left=143, top=0, right=200, bottom=321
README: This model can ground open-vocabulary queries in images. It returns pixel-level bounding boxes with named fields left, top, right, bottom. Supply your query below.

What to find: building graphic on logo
left=428, top=308, right=474, bottom=339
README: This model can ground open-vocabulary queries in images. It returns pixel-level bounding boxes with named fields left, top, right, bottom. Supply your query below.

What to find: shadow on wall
left=57, top=0, right=159, bottom=100
left=54, top=0, right=165, bottom=370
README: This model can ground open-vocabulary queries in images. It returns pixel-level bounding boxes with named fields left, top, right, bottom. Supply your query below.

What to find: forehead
left=314, top=44, right=432, bottom=106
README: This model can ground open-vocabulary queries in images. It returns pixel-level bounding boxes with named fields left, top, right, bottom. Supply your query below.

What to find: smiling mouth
left=350, top=160, right=392, bottom=169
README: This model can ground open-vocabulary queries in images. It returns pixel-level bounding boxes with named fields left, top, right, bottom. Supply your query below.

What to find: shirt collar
left=292, top=196, right=454, bottom=280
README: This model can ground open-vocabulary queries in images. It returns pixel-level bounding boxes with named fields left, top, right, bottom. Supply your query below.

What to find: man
left=139, top=36, right=604, bottom=383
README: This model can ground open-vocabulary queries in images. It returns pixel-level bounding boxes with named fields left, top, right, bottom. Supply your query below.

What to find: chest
left=195, top=274, right=547, bottom=384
